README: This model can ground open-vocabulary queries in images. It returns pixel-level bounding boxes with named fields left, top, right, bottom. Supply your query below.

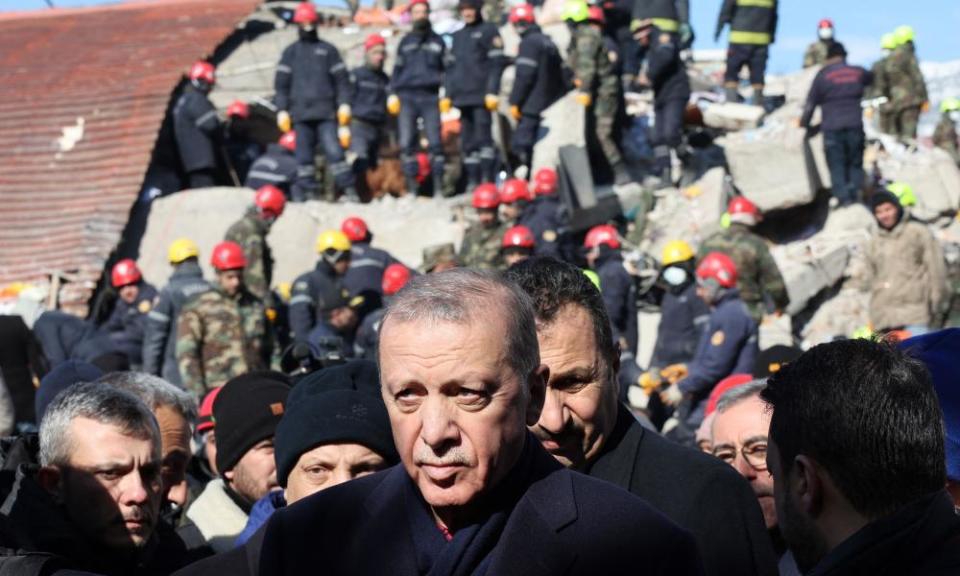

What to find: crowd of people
left=1, top=0, right=960, bottom=574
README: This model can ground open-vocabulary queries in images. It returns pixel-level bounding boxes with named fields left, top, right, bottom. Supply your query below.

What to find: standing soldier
left=584, top=225, right=638, bottom=360
left=459, top=184, right=509, bottom=269
left=508, top=4, right=566, bottom=178
left=176, top=242, right=271, bottom=397
left=698, top=196, right=789, bottom=324
left=390, top=0, right=447, bottom=197
left=565, top=0, right=629, bottom=185
left=446, top=0, right=506, bottom=188
left=103, top=259, right=157, bottom=369
left=142, top=238, right=211, bottom=386
left=275, top=2, right=357, bottom=202
left=244, top=131, right=298, bottom=196
left=173, top=61, right=220, bottom=189
left=634, top=19, right=691, bottom=187
left=934, top=99, right=960, bottom=166
left=802, top=18, right=836, bottom=69
left=224, top=185, right=287, bottom=301
left=715, top=0, right=778, bottom=105
left=350, top=35, right=391, bottom=191
left=867, top=34, right=897, bottom=135
left=289, top=230, right=353, bottom=343
left=885, top=25, right=928, bottom=142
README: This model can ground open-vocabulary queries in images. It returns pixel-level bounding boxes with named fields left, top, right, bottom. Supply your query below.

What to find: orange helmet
left=211, top=241, right=247, bottom=271
left=255, top=185, right=287, bottom=217
left=533, top=167, right=558, bottom=196
left=472, top=183, right=501, bottom=209
left=341, top=217, right=369, bottom=243
left=111, top=259, right=142, bottom=288
left=293, top=1, right=319, bottom=24
left=697, top=252, right=738, bottom=288
left=728, top=196, right=759, bottom=217
left=502, top=225, right=536, bottom=249
left=509, top=3, right=535, bottom=24
left=584, top=224, right=620, bottom=249
left=501, top=179, right=533, bottom=204
left=382, top=264, right=412, bottom=296
left=279, top=131, right=296, bottom=152
left=188, top=61, right=215, bottom=85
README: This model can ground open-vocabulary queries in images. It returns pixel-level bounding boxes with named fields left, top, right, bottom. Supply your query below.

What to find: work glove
left=864, top=107, right=875, bottom=120
left=660, top=383, right=684, bottom=407
left=387, top=95, right=401, bottom=116
left=510, top=105, right=522, bottom=120
left=660, top=363, right=688, bottom=384
left=922, top=101, right=931, bottom=113
left=638, top=370, right=663, bottom=395
left=484, top=94, right=499, bottom=112
left=439, top=97, right=453, bottom=114
left=277, top=110, right=292, bottom=133
left=575, top=91, right=592, bottom=107
left=573, top=78, right=583, bottom=89
left=338, top=126, right=351, bottom=149
left=337, top=104, right=352, bottom=126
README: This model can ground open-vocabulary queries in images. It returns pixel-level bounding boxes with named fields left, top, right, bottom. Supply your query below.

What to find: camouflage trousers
left=590, top=93, right=622, bottom=168
left=894, top=106, right=921, bottom=141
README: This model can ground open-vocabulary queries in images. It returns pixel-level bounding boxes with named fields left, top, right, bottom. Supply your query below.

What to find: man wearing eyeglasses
left=712, top=380, right=800, bottom=576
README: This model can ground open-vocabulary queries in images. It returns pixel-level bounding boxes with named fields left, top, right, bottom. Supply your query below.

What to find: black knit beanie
left=214, top=371, right=291, bottom=474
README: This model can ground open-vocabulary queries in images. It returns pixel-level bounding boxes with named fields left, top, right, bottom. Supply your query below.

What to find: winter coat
left=177, top=478, right=249, bottom=556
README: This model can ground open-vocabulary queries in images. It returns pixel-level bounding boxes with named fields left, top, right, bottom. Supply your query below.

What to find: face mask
left=818, top=28, right=834, bottom=41
left=662, top=266, right=688, bottom=286
left=950, top=111, right=960, bottom=123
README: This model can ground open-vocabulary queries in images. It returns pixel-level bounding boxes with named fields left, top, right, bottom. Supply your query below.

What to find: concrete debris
left=800, top=288, right=871, bottom=348
left=876, top=146, right=960, bottom=222
left=640, top=167, right=726, bottom=256
left=701, top=102, right=765, bottom=132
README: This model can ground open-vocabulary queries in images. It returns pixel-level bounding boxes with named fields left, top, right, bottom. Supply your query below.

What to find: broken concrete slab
left=800, top=288, right=871, bottom=348
left=876, top=146, right=960, bottom=222
left=640, top=167, right=726, bottom=257
left=702, top=102, right=765, bottom=131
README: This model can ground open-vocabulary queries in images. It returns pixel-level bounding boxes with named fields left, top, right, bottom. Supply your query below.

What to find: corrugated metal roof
left=0, top=0, right=260, bottom=314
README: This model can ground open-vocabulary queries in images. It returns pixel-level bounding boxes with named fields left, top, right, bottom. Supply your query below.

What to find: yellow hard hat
left=316, top=229, right=352, bottom=254
left=583, top=269, right=601, bottom=290
left=887, top=182, right=917, bottom=207
left=893, top=25, right=914, bottom=47
left=880, top=33, right=896, bottom=51
left=562, top=0, right=589, bottom=23
left=168, top=238, right=199, bottom=264
left=661, top=240, right=695, bottom=266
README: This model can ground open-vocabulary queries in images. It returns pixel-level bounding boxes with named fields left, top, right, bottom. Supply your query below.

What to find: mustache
left=414, top=446, right=471, bottom=467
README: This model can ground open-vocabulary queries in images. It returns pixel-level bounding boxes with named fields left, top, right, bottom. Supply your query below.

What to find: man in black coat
left=349, top=35, right=390, bottom=191
left=0, top=315, right=47, bottom=426
left=506, top=257, right=780, bottom=576
left=173, top=61, right=221, bottom=189
left=244, top=132, right=298, bottom=196
left=241, top=269, right=703, bottom=576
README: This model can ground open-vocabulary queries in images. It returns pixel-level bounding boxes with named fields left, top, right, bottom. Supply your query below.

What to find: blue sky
left=6, top=0, right=958, bottom=73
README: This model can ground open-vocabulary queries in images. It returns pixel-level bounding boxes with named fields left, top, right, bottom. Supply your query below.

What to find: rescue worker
left=698, top=196, right=789, bottom=324
left=501, top=225, right=536, bottom=267
left=103, top=259, right=157, bottom=369
left=354, top=263, right=412, bottom=360
left=446, top=0, right=506, bottom=188
left=565, top=0, right=629, bottom=185
left=173, top=61, right=221, bottom=189
left=885, top=25, right=928, bottom=142
left=421, top=243, right=459, bottom=273
left=526, top=167, right=569, bottom=260
left=661, top=252, right=758, bottom=443
left=275, top=1, right=357, bottom=202
left=142, top=238, right=211, bottom=386
left=631, top=0, right=692, bottom=53
left=508, top=4, right=566, bottom=178
left=176, top=241, right=272, bottom=397
left=867, top=34, right=897, bottom=135
left=715, top=0, right=778, bottom=105
left=802, top=18, right=836, bottom=68
left=500, top=178, right=534, bottom=226
left=459, top=183, right=510, bottom=269
left=390, top=0, right=447, bottom=197
left=303, top=281, right=360, bottom=360
left=584, top=224, right=638, bottom=358
left=350, top=35, right=390, bottom=192
left=858, top=189, right=948, bottom=334
left=224, top=185, right=287, bottom=301
left=244, top=131, right=298, bottom=196
left=290, top=230, right=353, bottom=343
left=800, top=42, right=872, bottom=207
left=634, top=18, right=690, bottom=187
left=934, top=98, right=960, bottom=166
left=340, top=216, right=400, bottom=312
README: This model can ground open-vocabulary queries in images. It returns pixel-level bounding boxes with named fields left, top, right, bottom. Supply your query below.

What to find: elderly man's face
left=712, top=395, right=776, bottom=528
left=380, top=314, right=545, bottom=517
left=43, top=417, right=161, bottom=552
left=531, top=304, right=618, bottom=469
left=285, top=443, right=388, bottom=505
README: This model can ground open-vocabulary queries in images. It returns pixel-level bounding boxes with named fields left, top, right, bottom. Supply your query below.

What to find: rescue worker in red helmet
left=660, top=251, right=759, bottom=446
left=275, top=1, right=358, bottom=202
left=803, top=18, right=837, bottom=68
left=525, top=167, right=571, bottom=260
left=223, top=99, right=260, bottom=184
left=244, top=132, right=299, bottom=197
left=349, top=34, right=391, bottom=198
left=173, top=61, right=222, bottom=189
left=354, top=263, right=415, bottom=360
left=584, top=224, right=638, bottom=364
left=224, top=185, right=287, bottom=302
left=176, top=241, right=272, bottom=397
left=102, top=259, right=157, bottom=370
left=459, top=184, right=511, bottom=269
left=501, top=225, right=536, bottom=267
left=499, top=178, right=534, bottom=225
left=340, top=216, right=402, bottom=318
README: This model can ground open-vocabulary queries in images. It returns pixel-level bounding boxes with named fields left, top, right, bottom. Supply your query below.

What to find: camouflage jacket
left=568, top=25, right=619, bottom=101
left=803, top=40, right=829, bottom=69
left=175, top=286, right=271, bottom=397
left=885, top=44, right=927, bottom=110
left=698, top=223, right=790, bottom=322
left=933, top=116, right=959, bottom=163
left=459, top=221, right=509, bottom=270
left=866, top=56, right=891, bottom=101
left=224, top=210, right=273, bottom=301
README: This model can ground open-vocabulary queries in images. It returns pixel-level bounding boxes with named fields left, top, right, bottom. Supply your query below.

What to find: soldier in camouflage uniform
left=884, top=26, right=928, bottom=142
left=565, top=1, right=630, bottom=185
left=224, top=185, right=286, bottom=302
left=867, top=34, right=897, bottom=135
left=176, top=241, right=271, bottom=397
left=421, top=242, right=459, bottom=273
left=459, top=183, right=509, bottom=270
left=697, top=197, right=789, bottom=324
left=934, top=98, right=960, bottom=166
left=802, top=19, right=835, bottom=69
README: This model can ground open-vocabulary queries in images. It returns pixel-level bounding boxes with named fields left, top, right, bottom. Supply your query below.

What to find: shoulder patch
left=542, top=230, right=558, bottom=242
left=492, top=36, right=503, bottom=48
left=138, top=300, right=152, bottom=314
left=710, top=330, right=725, bottom=346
